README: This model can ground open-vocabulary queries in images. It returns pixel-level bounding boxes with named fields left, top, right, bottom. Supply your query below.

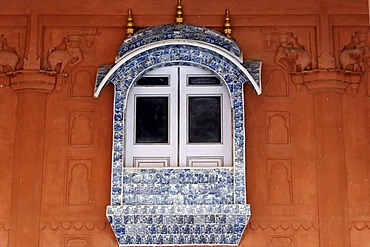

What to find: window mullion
left=177, top=67, right=181, bottom=167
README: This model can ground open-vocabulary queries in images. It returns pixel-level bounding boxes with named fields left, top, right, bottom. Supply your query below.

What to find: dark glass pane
left=136, top=77, right=169, bottom=86
left=188, top=76, right=221, bottom=86
left=188, top=96, right=221, bottom=143
left=136, top=97, right=168, bottom=143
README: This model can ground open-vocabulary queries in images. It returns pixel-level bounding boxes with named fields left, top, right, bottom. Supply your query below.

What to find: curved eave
left=94, top=39, right=261, bottom=97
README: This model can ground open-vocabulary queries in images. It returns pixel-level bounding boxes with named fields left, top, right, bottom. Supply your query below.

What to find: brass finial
left=126, top=9, right=134, bottom=38
left=224, top=9, right=232, bottom=38
left=176, top=0, right=183, bottom=25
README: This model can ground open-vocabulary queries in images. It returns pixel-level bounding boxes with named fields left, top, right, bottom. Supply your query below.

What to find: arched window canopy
left=95, top=23, right=262, bottom=246
left=94, top=24, right=261, bottom=97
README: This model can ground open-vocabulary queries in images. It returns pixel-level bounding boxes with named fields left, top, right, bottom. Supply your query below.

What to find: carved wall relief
left=267, top=159, right=293, bottom=205
left=269, top=235, right=294, bottom=247
left=0, top=231, right=8, bottom=247
left=48, top=35, right=83, bottom=73
left=266, top=111, right=291, bottom=144
left=0, top=222, right=10, bottom=246
left=64, top=236, right=90, bottom=247
left=338, top=31, right=370, bottom=72
left=0, top=34, right=20, bottom=73
left=248, top=220, right=319, bottom=231
left=43, top=29, right=98, bottom=74
left=40, top=221, right=107, bottom=231
left=367, top=110, right=370, bottom=144
left=39, top=222, right=111, bottom=247
left=70, top=68, right=95, bottom=97
left=264, top=66, right=288, bottom=97
left=367, top=159, right=370, bottom=205
left=66, top=160, right=92, bottom=206
left=271, top=32, right=312, bottom=72
left=68, top=112, right=94, bottom=146
left=366, top=71, right=370, bottom=97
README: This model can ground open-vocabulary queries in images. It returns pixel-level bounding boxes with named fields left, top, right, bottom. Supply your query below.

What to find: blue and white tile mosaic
left=122, top=168, right=234, bottom=205
left=107, top=204, right=250, bottom=246
left=95, top=23, right=261, bottom=246
left=117, top=24, right=242, bottom=59
left=243, top=60, right=262, bottom=90
left=96, top=64, right=113, bottom=90
left=106, top=44, right=250, bottom=206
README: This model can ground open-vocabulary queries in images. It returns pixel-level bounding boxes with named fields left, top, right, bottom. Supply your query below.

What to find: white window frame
left=124, top=66, right=232, bottom=168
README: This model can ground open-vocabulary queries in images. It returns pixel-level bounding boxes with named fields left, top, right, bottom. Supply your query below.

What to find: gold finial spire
left=176, top=0, right=183, bottom=25
left=224, top=9, right=232, bottom=38
left=126, top=9, right=134, bottom=38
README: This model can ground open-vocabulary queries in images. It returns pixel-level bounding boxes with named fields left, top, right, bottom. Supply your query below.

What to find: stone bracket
left=6, top=70, right=67, bottom=93
left=291, top=69, right=362, bottom=94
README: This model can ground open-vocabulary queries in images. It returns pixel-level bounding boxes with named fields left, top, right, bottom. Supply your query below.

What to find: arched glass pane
left=135, top=96, right=169, bottom=143
left=188, top=96, right=221, bottom=143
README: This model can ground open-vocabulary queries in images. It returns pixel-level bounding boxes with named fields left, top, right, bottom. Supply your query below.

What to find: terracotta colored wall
left=0, top=0, right=369, bottom=246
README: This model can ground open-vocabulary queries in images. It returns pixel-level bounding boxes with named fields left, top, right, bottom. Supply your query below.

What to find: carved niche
left=264, top=67, right=288, bottom=97
left=70, top=67, right=95, bottom=97
left=266, top=159, right=293, bottom=206
left=266, top=111, right=291, bottom=144
left=66, top=160, right=92, bottom=206
left=68, top=112, right=94, bottom=146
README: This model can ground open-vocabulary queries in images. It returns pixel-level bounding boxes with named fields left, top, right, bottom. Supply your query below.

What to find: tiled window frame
left=95, top=24, right=261, bottom=246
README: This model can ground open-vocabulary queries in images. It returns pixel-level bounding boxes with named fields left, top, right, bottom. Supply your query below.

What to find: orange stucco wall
left=0, top=0, right=369, bottom=246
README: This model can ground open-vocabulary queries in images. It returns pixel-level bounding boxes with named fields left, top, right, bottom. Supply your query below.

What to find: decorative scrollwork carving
left=248, top=220, right=319, bottom=231
left=40, top=221, right=107, bottom=231
left=349, top=221, right=370, bottom=231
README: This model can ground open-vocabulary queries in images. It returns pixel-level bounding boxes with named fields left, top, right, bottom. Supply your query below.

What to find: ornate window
left=125, top=66, right=232, bottom=168
left=95, top=23, right=261, bottom=246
